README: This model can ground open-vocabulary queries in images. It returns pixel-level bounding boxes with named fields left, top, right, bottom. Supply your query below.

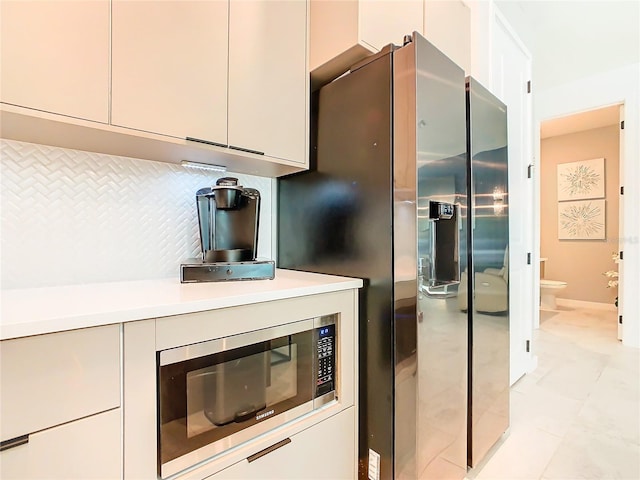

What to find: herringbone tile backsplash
left=0, top=139, right=273, bottom=289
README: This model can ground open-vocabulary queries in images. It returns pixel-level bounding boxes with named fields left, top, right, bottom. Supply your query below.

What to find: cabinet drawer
left=211, top=407, right=356, bottom=479
left=0, top=408, right=121, bottom=480
left=0, top=325, right=120, bottom=441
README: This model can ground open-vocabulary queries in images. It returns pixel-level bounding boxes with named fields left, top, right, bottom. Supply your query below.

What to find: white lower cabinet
left=1, top=279, right=359, bottom=480
left=0, top=324, right=121, bottom=442
left=210, top=407, right=356, bottom=480
left=123, top=289, right=359, bottom=480
left=0, top=408, right=121, bottom=480
left=0, top=325, right=122, bottom=479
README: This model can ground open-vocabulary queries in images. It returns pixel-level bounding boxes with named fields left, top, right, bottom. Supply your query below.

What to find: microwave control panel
left=315, top=324, right=335, bottom=397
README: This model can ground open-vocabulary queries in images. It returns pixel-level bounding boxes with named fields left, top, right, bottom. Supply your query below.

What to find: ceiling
left=540, top=104, right=619, bottom=139
left=494, top=1, right=637, bottom=137
left=494, top=1, right=640, bottom=91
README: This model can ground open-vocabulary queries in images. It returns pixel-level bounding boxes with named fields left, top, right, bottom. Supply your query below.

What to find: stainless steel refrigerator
left=278, top=32, right=509, bottom=479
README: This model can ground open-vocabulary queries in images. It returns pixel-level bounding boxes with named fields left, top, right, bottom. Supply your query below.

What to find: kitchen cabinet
left=358, top=0, right=424, bottom=52
left=0, top=324, right=121, bottom=441
left=123, top=319, right=157, bottom=480
left=1, top=0, right=309, bottom=176
left=424, top=0, right=471, bottom=73
left=0, top=0, right=110, bottom=123
left=310, top=0, right=422, bottom=87
left=124, top=289, right=358, bottom=480
left=0, top=409, right=121, bottom=480
left=112, top=0, right=308, bottom=164
left=1, top=271, right=360, bottom=479
left=0, top=324, right=121, bottom=479
left=211, top=407, right=356, bottom=479
left=228, top=0, right=307, bottom=162
left=111, top=0, right=229, bottom=144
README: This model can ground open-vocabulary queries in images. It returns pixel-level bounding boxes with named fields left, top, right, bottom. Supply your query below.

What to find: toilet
left=540, top=279, right=568, bottom=310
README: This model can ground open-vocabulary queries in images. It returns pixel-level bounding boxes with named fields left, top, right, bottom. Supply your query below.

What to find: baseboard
left=556, top=298, right=617, bottom=311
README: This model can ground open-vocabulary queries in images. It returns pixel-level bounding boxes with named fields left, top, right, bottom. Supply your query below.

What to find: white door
left=491, top=11, right=534, bottom=385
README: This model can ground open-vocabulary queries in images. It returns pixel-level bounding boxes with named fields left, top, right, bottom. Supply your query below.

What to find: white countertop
left=0, top=269, right=362, bottom=340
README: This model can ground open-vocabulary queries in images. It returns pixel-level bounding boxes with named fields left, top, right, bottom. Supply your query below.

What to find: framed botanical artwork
left=557, top=158, right=605, bottom=201
left=558, top=199, right=606, bottom=240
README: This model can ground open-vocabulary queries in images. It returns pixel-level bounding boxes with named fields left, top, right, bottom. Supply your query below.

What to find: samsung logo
left=256, top=409, right=275, bottom=421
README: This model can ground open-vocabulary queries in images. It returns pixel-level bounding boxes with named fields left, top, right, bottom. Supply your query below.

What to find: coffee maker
left=180, top=177, right=275, bottom=282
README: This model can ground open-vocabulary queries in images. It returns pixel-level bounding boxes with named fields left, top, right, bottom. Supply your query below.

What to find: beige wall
left=540, top=125, right=619, bottom=304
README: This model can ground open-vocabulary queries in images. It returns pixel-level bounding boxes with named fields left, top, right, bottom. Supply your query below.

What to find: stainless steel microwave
left=157, top=314, right=338, bottom=478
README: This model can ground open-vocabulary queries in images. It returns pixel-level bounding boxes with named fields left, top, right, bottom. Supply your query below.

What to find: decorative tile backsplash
left=0, top=139, right=273, bottom=289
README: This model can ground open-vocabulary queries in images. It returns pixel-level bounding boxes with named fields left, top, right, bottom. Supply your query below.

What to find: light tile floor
left=467, top=306, right=640, bottom=480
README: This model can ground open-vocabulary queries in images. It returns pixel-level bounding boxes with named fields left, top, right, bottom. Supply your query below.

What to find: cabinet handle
left=0, top=434, right=29, bottom=452
left=229, top=145, right=264, bottom=156
left=246, top=437, right=291, bottom=463
left=185, top=137, right=265, bottom=156
left=186, top=136, right=228, bottom=149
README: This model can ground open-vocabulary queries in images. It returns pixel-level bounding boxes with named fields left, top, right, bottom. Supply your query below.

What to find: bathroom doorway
left=538, top=105, right=622, bottom=339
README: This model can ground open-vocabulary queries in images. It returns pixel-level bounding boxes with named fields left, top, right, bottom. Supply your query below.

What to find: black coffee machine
left=180, top=177, right=275, bottom=282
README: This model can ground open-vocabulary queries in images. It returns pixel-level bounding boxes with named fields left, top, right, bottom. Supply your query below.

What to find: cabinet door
left=424, top=0, right=471, bottom=73
left=0, top=0, right=109, bottom=122
left=359, top=0, right=424, bottom=50
left=228, top=0, right=307, bottom=163
left=0, top=408, right=121, bottom=480
left=1, top=324, right=121, bottom=442
left=212, top=408, right=356, bottom=479
left=309, top=0, right=421, bottom=88
left=111, top=0, right=228, bottom=144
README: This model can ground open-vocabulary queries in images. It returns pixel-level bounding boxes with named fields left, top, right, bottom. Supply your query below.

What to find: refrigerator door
left=392, top=36, right=418, bottom=480
left=396, top=33, right=468, bottom=480
left=466, top=76, right=510, bottom=467
left=278, top=33, right=471, bottom=480
left=279, top=47, right=398, bottom=480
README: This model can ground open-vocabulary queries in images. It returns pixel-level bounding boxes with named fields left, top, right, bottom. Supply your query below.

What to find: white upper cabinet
left=228, top=0, right=308, bottom=162
left=423, top=0, right=471, bottom=73
left=359, top=0, right=424, bottom=51
left=310, top=0, right=423, bottom=72
left=111, top=0, right=229, bottom=145
left=0, top=0, right=110, bottom=123
left=1, top=0, right=309, bottom=174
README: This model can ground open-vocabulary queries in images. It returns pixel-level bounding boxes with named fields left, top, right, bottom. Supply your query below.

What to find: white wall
left=0, top=140, right=273, bottom=289
left=535, top=63, right=640, bottom=348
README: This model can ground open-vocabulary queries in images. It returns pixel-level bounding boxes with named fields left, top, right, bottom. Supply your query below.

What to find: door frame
left=535, top=103, right=624, bottom=331
left=491, top=8, right=536, bottom=383
left=533, top=62, right=639, bottom=348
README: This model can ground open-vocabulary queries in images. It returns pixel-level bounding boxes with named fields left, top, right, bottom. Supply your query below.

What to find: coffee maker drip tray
left=180, top=258, right=275, bottom=283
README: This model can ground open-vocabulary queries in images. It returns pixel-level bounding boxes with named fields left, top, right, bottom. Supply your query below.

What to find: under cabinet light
left=181, top=160, right=227, bottom=172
